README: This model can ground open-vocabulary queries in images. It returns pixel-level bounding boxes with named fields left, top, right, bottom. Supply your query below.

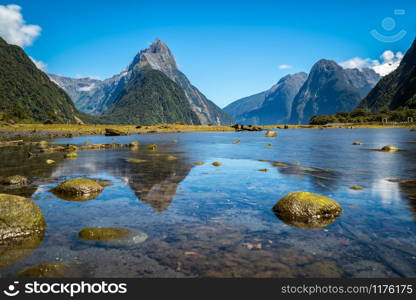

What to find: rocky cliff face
left=289, top=60, right=380, bottom=124
left=358, top=38, right=416, bottom=112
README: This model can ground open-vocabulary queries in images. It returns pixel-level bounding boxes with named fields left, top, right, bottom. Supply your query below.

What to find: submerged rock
left=272, top=191, right=342, bottom=229
left=0, top=175, right=28, bottom=186
left=352, top=141, right=363, bottom=145
left=0, top=233, right=43, bottom=270
left=265, top=130, right=277, bottom=137
left=51, top=178, right=103, bottom=201
left=18, top=262, right=82, bottom=278
left=78, top=227, right=131, bottom=240
left=212, top=162, right=222, bottom=167
left=78, top=227, right=148, bottom=247
left=126, top=158, right=146, bottom=163
left=0, top=194, right=45, bottom=240
left=380, top=145, right=399, bottom=152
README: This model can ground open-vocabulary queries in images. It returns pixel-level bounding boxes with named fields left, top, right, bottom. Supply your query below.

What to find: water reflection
left=0, top=129, right=416, bottom=277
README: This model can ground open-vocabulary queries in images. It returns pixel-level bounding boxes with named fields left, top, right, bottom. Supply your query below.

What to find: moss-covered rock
left=272, top=191, right=342, bottom=229
left=18, top=262, right=82, bottom=278
left=212, top=162, right=221, bottom=167
left=0, top=194, right=45, bottom=240
left=380, top=145, right=399, bottom=152
left=78, top=227, right=148, bottom=247
left=51, top=178, right=103, bottom=201
left=78, top=227, right=131, bottom=241
left=265, top=130, right=277, bottom=137
left=146, top=144, right=158, bottom=150
left=64, top=152, right=78, bottom=159
left=0, top=175, right=28, bottom=186
left=130, top=141, right=139, bottom=149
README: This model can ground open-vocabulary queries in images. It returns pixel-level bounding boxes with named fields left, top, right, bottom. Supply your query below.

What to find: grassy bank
left=0, top=122, right=415, bottom=142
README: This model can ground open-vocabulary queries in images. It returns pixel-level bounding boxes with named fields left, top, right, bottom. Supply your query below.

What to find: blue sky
left=1, top=0, right=415, bottom=107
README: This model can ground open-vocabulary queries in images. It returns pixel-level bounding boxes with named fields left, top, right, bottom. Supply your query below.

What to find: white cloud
left=0, top=4, right=41, bottom=47
left=29, top=56, right=47, bottom=71
left=78, top=84, right=96, bottom=92
left=278, top=64, right=293, bottom=70
left=339, top=50, right=403, bottom=76
left=74, top=74, right=101, bottom=80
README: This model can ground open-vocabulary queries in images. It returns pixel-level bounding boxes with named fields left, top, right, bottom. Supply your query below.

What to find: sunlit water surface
left=1, top=128, right=416, bottom=277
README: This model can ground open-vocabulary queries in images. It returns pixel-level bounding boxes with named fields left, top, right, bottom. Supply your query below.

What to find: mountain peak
left=129, top=39, right=177, bottom=74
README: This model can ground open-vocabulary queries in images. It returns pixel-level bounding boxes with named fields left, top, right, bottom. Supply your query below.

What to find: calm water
left=1, top=128, right=416, bottom=277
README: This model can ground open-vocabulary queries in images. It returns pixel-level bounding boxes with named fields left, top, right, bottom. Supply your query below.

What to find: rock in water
left=380, top=145, right=399, bottom=152
left=64, top=152, right=78, bottom=159
left=0, top=175, right=28, bottom=186
left=78, top=227, right=148, bottom=247
left=51, top=178, right=103, bottom=201
left=265, top=130, right=277, bottom=137
left=19, top=262, right=82, bottom=278
left=352, top=141, right=363, bottom=145
left=212, top=162, right=221, bottom=167
left=0, top=194, right=45, bottom=240
left=272, top=191, right=342, bottom=229
left=104, top=128, right=127, bottom=136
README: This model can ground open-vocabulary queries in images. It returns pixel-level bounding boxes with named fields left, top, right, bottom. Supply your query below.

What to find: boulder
left=272, top=191, right=342, bottom=229
left=51, top=178, right=103, bottom=201
left=0, top=175, right=28, bottom=186
left=0, top=194, right=45, bottom=240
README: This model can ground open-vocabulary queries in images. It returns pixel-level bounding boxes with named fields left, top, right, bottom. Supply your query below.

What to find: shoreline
left=0, top=123, right=415, bottom=142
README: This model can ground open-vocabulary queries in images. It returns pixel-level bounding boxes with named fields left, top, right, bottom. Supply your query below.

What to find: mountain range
left=1, top=34, right=415, bottom=126
left=50, top=40, right=232, bottom=125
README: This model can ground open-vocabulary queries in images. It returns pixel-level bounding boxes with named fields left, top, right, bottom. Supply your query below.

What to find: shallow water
left=1, top=128, right=416, bottom=277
